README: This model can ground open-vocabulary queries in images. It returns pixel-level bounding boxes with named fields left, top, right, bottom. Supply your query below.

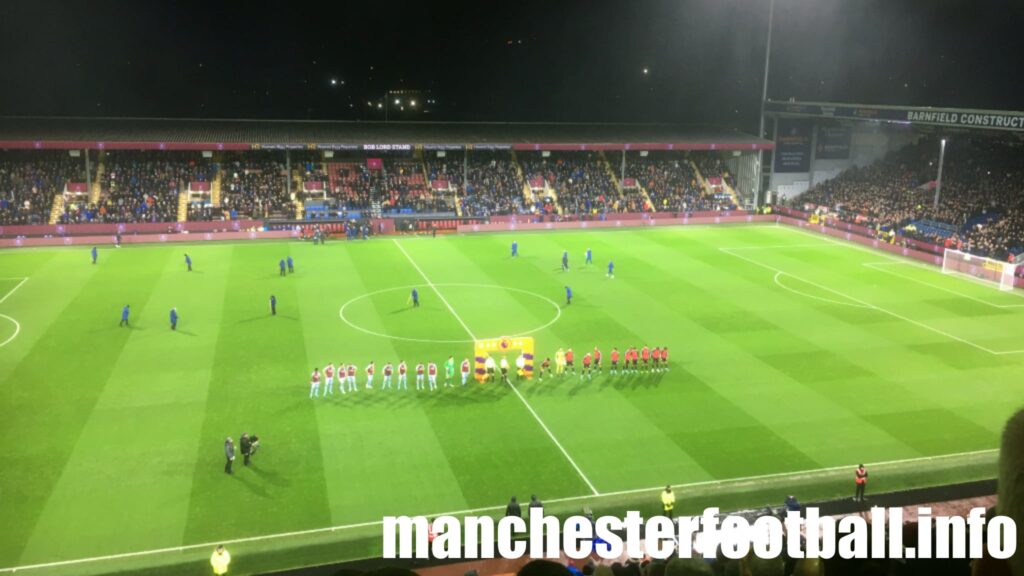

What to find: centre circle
left=338, top=283, right=562, bottom=343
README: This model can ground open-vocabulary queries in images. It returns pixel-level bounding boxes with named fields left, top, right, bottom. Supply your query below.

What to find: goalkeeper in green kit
left=444, top=356, right=455, bottom=387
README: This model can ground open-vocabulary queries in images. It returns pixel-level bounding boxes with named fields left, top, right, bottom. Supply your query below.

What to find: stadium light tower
left=755, top=0, right=775, bottom=207
left=933, top=137, right=947, bottom=208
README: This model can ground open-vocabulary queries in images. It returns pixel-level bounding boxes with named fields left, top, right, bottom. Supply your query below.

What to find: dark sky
left=1, top=0, right=1022, bottom=133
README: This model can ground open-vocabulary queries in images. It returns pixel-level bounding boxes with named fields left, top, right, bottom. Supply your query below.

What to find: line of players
left=538, top=345, right=669, bottom=381
left=308, top=357, right=474, bottom=398
left=307, top=345, right=670, bottom=397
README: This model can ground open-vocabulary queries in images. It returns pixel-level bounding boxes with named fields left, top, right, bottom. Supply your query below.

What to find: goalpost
left=941, top=248, right=1017, bottom=291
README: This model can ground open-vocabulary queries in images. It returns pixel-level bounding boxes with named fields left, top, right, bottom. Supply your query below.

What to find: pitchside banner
left=774, top=120, right=813, bottom=172
left=815, top=124, right=851, bottom=159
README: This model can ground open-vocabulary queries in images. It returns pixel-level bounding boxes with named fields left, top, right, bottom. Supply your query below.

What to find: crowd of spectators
left=383, top=160, right=449, bottom=212
left=521, top=152, right=619, bottom=216
left=462, top=151, right=528, bottom=217
left=695, top=154, right=736, bottom=190
left=625, top=153, right=722, bottom=212
left=424, top=156, right=463, bottom=186
left=294, top=151, right=328, bottom=196
left=218, top=154, right=291, bottom=219
left=328, top=162, right=375, bottom=210
left=0, top=151, right=85, bottom=225
left=62, top=151, right=209, bottom=224
left=793, top=137, right=1024, bottom=261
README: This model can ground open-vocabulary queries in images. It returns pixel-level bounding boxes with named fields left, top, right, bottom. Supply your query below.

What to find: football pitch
left=0, top=223, right=1020, bottom=575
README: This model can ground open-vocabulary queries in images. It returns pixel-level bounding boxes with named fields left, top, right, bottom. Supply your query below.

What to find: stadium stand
left=327, top=161, right=374, bottom=210
left=462, top=150, right=528, bottom=217
left=383, top=159, right=448, bottom=213
left=793, top=137, right=1024, bottom=261
left=623, top=152, right=708, bottom=213
left=0, top=150, right=86, bottom=225
left=218, top=153, right=292, bottom=220
left=519, top=152, right=618, bottom=216
left=60, top=151, right=208, bottom=224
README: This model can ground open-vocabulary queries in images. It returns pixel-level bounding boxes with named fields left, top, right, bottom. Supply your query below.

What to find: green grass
left=0, top=224, right=1020, bottom=575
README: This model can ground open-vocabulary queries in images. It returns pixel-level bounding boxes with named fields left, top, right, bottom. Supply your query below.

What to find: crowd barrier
left=772, top=206, right=945, bottom=255
left=458, top=213, right=773, bottom=233
left=3, top=212, right=1021, bottom=289
left=0, top=229, right=298, bottom=248
left=775, top=216, right=1024, bottom=289
left=0, top=219, right=264, bottom=238
left=487, top=210, right=739, bottom=224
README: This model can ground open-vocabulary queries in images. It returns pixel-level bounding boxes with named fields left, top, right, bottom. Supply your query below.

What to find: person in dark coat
left=240, top=433, right=252, bottom=466
left=224, top=437, right=235, bottom=474
left=505, top=496, right=522, bottom=518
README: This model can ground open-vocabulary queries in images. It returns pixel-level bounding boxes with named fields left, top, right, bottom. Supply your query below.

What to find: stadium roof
left=0, top=116, right=772, bottom=151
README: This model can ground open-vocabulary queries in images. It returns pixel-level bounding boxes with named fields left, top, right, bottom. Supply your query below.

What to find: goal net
left=941, top=248, right=1016, bottom=291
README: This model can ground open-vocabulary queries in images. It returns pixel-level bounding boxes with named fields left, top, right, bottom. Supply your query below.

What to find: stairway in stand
left=49, top=193, right=65, bottom=224
left=690, top=159, right=713, bottom=202
left=511, top=150, right=537, bottom=208
left=177, top=188, right=189, bottom=222
left=210, top=169, right=223, bottom=208
left=89, top=152, right=105, bottom=204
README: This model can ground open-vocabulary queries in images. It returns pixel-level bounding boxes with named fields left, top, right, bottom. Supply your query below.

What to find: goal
left=941, top=248, right=1017, bottom=291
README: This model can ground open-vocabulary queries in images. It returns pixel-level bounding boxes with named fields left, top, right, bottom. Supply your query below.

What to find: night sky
left=1, top=0, right=1022, bottom=133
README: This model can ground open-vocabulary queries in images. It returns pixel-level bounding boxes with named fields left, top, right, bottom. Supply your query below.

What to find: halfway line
left=391, top=239, right=599, bottom=495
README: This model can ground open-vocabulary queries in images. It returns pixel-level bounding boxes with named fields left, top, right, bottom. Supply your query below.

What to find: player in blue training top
left=565, top=286, right=572, bottom=305
left=91, top=246, right=98, bottom=265
left=270, top=295, right=277, bottom=315
left=170, top=307, right=178, bottom=330
left=410, top=288, right=420, bottom=307
left=119, top=304, right=130, bottom=327
left=561, top=250, right=569, bottom=272
left=607, top=260, right=615, bottom=279
left=286, top=255, right=294, bottom=274
left=279, top=259, right=286, bottom=277
left=184, top=253, right=192, bottom=272
left=511, top=240, right=518, bottom=257
left=585, top=248, right=593, bottom=265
